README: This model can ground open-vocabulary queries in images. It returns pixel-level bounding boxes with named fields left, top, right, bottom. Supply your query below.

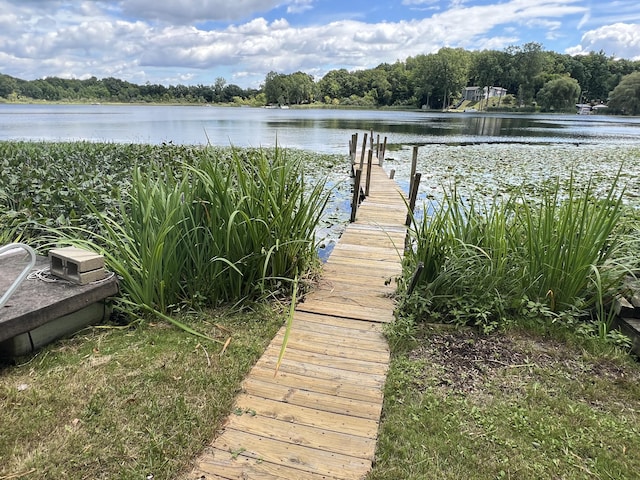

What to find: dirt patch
left=408, top=327, right=639, bottom=396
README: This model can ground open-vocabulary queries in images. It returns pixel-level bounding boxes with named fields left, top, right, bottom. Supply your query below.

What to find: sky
left=1, top=0, right=640, bottom=89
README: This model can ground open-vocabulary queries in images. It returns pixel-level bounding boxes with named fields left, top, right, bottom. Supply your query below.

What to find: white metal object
left=0, top=243, right=37, bottom=309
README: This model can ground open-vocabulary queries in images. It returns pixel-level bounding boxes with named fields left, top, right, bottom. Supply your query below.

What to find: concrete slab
left=0, top=250, right=119, bottom=345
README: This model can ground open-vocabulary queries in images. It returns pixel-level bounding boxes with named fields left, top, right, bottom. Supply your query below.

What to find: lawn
left=0, top=305, right=283, bottom=479
left=368, top=324, right=640, bottom=479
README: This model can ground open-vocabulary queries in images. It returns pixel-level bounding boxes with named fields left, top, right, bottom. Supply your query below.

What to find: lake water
left=3, top=104, right=640, bottom=260
left=2, top=104, right=640, bottom=152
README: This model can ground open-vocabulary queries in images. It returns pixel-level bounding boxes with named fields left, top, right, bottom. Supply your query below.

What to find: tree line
left=2, top=43, right=640, bottom=114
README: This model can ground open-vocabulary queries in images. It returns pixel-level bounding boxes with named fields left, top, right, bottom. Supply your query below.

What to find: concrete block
left=49, top=247, right=106, bottom=285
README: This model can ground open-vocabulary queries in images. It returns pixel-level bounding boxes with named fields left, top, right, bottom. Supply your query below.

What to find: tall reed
left=50, top=145, right=329, bottom=314
left=402, top=174, right=631, bottom=332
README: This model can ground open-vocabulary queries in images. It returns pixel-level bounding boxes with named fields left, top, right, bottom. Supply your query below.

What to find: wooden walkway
left=184, top=154, right=407, bottom=479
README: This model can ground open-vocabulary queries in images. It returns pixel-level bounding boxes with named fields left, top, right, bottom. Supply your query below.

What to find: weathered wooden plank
left=325, top=256, right=403, bottom=273
left=194, top=448, right=345, bottom=480
left=223, top=413, right=376, bottom=459
left=321, top=263, right=400, bottom=280
left=233, top=394, right=379, bottom=438
left=248, top=365, right=384, bottom=403
left=253, top=355, right=387, bottom=388
left=212, top=430, right=371, bottom=479
left=310, top=276, right=398, bottom=295
left=269, top=335, right=389, bottom=364
left=285, top=319, right=389, bottom=348
left=241, top=377, right=383, bottom=420
left=292, top=311, right=386, bottom=334
left=297, top=299, right=395, bottom=323
left=261, top=343, right=388, bottom=375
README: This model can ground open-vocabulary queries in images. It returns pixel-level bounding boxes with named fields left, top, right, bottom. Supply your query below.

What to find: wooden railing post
left=380, top=137, right=387, bottom=165
left=405, top=172, right=421, bottom=226
left=409, top=146, right=418, bottom=196
left=365, top=150, right=373, bottom=197
left=350, top=169, right=363, bottom=222
left=360, top=133, right=368, bottom=170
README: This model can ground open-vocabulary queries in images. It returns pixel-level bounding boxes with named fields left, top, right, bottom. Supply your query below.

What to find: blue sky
left=1, top=0, right=639, bottom=88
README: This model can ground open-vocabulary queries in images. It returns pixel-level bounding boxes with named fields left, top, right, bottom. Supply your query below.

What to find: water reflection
left=2, top=105, right=640, bottom=151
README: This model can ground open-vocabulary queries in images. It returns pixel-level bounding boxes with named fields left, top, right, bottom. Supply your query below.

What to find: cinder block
left=49, top=247, right=106, bottom=285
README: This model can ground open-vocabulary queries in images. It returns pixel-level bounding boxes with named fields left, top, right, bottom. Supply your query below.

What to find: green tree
left=536, top=76, right=581, bottom=111
left=578, top=51, right=613, bottom=102
left=263, top=71, right=289, bottom=105
left=434, top=48, right=471, bottom=109
left=0, top=74, right=17, bottom=98
left=506, top=42, right=546, bottom=105
left=608, top=71, right=640, bottom=115
left=289, top=71, right=316, bottom=104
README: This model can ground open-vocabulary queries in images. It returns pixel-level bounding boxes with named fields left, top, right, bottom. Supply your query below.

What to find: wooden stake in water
left=360, top=133, right=368, bottom=170
left=409, top=146, right=418, bottom=196
left=380, top=136, right=387, bottom=165
left=350, top=169, right=363, bottom=222
left=406, top=172, right=421, bottom=226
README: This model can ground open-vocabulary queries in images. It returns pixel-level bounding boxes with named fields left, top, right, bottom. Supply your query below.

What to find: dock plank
left=181, top=156, right=406, bottom=479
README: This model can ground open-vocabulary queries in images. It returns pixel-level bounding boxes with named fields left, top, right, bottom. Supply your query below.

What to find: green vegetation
left=368, top=324, right=640, bottom=480
left=0, top=140, right=346, bottom=477
left=371, top=145, right=640, bottom=479
left=3, top=139, right=640, bottom=478
left=398, top=172, right=637, bottom=339
left=0, top=304, right=283, bottom=479
left=3, top=43, right=640, bottom=111
left=0, top=141, right=348, bottom=315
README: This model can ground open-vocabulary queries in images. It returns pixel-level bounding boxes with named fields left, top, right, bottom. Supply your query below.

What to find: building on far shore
left=462, top=86, right=508, bottom=102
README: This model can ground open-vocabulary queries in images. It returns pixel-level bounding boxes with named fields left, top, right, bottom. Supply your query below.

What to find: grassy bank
left=0, top=305, right=283, bottom=478
left=368, top=324, right=640, bottom=480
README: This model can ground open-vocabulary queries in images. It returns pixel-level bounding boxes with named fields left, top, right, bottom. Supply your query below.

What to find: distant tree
left=608, top=71, right=640, bottom=115
left=578, top=51, right=614, bottom=102
left=318, top=68, right=356, bottom=102
left=506, top=42, right=546, bottom=105
left=263, top=71, right=288, bottom=105
left=536, top=76, right=581, bottom=111
left=432, top=48, right=471, bottom=109
left=221, top=84, right=244, bottom=102
left=0, top=74, right=17, bottom=98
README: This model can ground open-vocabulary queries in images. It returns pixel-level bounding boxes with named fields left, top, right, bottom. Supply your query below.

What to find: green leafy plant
left=400, top=172, right=635, bottom=338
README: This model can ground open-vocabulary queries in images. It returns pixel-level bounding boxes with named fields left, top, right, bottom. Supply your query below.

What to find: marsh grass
left=0, top=305, right=283, bottom=479
left=43, top=145, right=329, bottom=315
left=401, top=173, right=634, bottom=335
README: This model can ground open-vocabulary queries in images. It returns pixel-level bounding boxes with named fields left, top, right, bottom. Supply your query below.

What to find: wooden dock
left=184, top=149, right=407, bottom=479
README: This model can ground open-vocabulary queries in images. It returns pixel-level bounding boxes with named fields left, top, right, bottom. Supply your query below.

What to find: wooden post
left=370, top=129, right=374, bottom=150
left=405, top=172, right=421, bottom=226
left=381, top=137, right=387, bottom=164
left=376, top=134, right=380, bottom=161
left=351, top=133, right=358, bottom=162
left=365, top=150, right=373, bottom=197
left=350, top=169, right=363, bottom=222
left=409, top=146, right=418, bottom=196
left=360, top=133, right=368, bottom=170
left=389, top=169, right=395, bottom=179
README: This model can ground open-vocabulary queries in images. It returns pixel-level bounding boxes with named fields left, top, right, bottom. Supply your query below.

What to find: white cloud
left=567, top=22, right=640, bottom=59
left=0, top=0, right=636, bottom=89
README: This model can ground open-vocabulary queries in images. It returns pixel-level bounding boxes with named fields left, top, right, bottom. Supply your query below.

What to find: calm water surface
left=2, top=104, right=640, bottom=152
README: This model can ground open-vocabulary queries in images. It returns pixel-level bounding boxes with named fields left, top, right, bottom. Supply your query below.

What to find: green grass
left=401, top=173, right=637, bottom=337
left=0, top=304, right=283, bottom=479
left=369, top=324, right=640, bottom=480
